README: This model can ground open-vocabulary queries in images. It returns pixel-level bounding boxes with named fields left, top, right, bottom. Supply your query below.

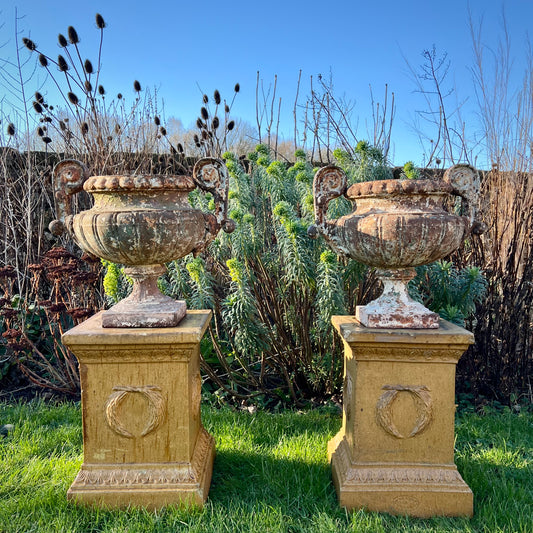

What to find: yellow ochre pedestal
left=328, top=316, right=474, bottom=518
left=63, top=310, right=214, bottom=510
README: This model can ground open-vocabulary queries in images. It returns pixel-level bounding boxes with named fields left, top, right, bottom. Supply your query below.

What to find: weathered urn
left=309, top=164, right=481, bottom=328
left=50, top=158, right=234, bottom=328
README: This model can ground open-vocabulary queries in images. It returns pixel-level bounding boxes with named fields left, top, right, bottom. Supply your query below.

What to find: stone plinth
left=328, top=316, right=474, bottom=518
left=63, top=310, right=214, bottom=509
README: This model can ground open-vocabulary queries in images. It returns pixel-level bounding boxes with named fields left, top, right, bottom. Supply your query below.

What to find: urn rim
left=346, top=178, right=454, bottom=200
left=84, top=174, right=195, bottom=192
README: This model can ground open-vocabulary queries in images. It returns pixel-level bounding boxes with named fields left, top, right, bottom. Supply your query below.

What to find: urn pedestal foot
left=329, top=316, right=474, bottom=518
left=102, top=265, right=187, bottom=328
left=63, top=310, right=213, bottom=509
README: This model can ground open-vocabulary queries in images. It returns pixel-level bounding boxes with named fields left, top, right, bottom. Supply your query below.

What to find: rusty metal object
left=50, top=159, right=233, bottom=328
left=310, top=165, right=481, bottom=328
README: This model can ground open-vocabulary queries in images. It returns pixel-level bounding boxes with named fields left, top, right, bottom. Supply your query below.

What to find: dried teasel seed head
left=201, top=107, right=209, bottom=120
left=49, top=105, right=54, bottom=110
left=58, top=33, right=68, bottom=47
left=67, top=26, right=79, bottom=44
left=67, top=92, right=79, bottom=105
left=201, top=130, right=208, bottom=140
left=133, top=80, right=141, bottom=92
left=95, top=13, right=106, bottom=29
left=196, top=118, right=204, bottom=129
left=212, top=116, right=219, bottom=129
left=42, top=136, right=52, bottom=144
left=154, top=116, right=160, bottom=126
left=44, top=117, right=52, bottom=123
left=37, top=127, right=44, bottom=137
left=22, top=37, right=37, bottom=51
left=33, top=101, right=43, bottom=114
left=117, top=93, right=123, bottom=99
left=107, top=135, right=112, bottom=141
left=195, top=142, right=201, bottom=148
left=35, top=92, right=44, bottom=104
left=84, top=80, right=93, bottom=92
left=225, top=104, right=230, bottom=113
left=98, top=85, right=105, bottom=95
left=57, top=55, right=69, bottom=72
left=81, top=122, right=89, bottom=134
left=214, top=90, right=221, bottom=104
left=193, top=134, right=199, bottom=143
left=114, top=123, right=121, bottom=134
left=203, top=94, right=209, bottom=104
left=160, top=126, right=167, bottom=136
left=7, top=123, right=15, bottom=136
left=84, top=59, right=93, bottom=74
left=59, top=120, right=66, bottom=130
left=234, top=83, right=240, bottom=93
left=177, top=143, right=184, bottom=154
left=227, top=120, right=235, bottom=131
left=38, top=54, right=48, bottom=67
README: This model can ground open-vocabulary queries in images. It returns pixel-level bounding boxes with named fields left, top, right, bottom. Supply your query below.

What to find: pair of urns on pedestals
left=52, top=159, right=479, bottom=517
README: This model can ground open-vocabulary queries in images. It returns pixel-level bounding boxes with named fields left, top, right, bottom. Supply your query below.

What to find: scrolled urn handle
left=443, top=163, right=486, bottom=234
left=49, top=159, right=89, bottom=236
left=193, top=157, right=236, bottom=236
left=307, top=165, right=347, bottom=239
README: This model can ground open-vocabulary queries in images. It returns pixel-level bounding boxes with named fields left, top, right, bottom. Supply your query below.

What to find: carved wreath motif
left=375, top=385, right=433, bottom=439
left=104, top=385, right=166, bottom=439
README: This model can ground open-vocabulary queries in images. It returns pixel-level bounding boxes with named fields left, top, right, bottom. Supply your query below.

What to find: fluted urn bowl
left=50, top=159, right=233, bottom=328
left=310, top=165, right=479, bottom=328
left=338, top=179, right=468, bottom=268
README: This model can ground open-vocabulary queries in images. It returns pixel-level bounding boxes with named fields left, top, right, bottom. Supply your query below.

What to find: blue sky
left=1, top=0, right=532, bottom=166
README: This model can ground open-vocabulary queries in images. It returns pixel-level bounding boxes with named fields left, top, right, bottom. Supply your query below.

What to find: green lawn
left=0, top=401, right=531, bottom=532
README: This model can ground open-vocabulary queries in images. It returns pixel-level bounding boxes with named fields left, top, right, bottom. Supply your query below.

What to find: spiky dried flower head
left=33, top=101, right=43, bottom=114
left=85, top=80, right=93, bottom=92
left=133, top=80, right=141, bottom=92
left=160, top=126, right=167, bottom=136
left=42, top=136, right=52, bottom=144
left=212, top=116, right=219, bottom=129
left=234, top=83, right=240, bottom=93
left=58, top=33, right=68, bottom=47
left=81, top=122, right=89, bottom=134
left=59, top=120, right=66, bottom=130
left=201, top=107, right=209, bottom=120
left=35, top=91, right=44, bottom=104
left=57, top=55, right=69, bottom=71
left=177, top=143, right=184, bottom=153
left=67, top=26, right=79, bottom=44
left=196, top=118, right=204, bottom=129
left=98, top=85, right=105, bottom=95
left=214, top=90, right=221, bottom=104
left=225, top=104, right=230, bottom=113
left=227, top=120, right=235, bottom=131
left=203, top=94, right=209, bottom=104
left=7, top=123, right=15, bottom=136
left=114, top=123, right=121, bottom=134
left=22, top=37, right=37, bottom=51
left=67, top=92, right=79, bottom=105
left=44, top=116, right=52, bottom=123
left=201, top=130, right=208, bottom=140
left=117, top=93, right=122, bottom=99
left=193, top=134, right=199, bottom=143
left=84, top=59, right=93, bottom=74
left=95, top=13, right=106, bottom=29
left=38, top=54, right=48, bottom=67
left=154, top=116, right=160, bottom=126
left=37, top=127, right=44, bottom=137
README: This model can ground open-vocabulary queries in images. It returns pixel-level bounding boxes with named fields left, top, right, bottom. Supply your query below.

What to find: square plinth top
left=62, top=310, right=212, bottom=347
left=331, top=316, right=474, bottom=346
